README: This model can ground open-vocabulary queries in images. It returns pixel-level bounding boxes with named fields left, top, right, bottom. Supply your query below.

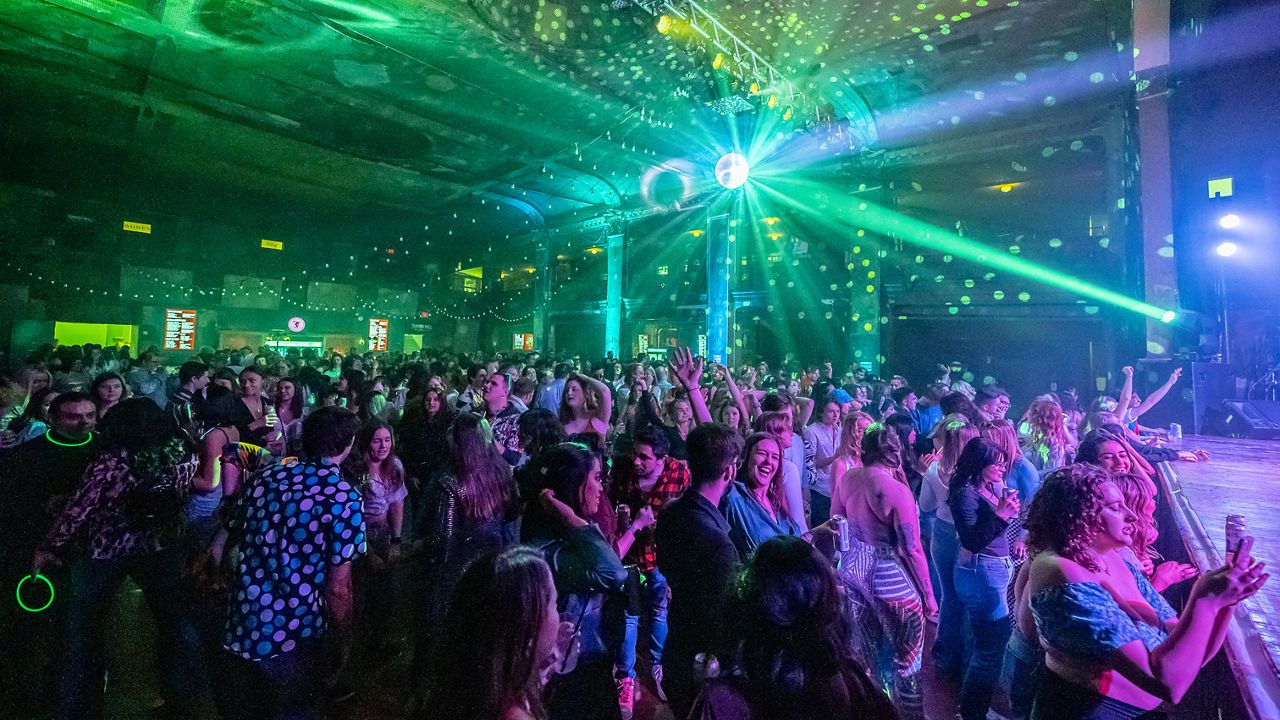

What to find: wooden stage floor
left=1161, top=435, right=1280, bottom=720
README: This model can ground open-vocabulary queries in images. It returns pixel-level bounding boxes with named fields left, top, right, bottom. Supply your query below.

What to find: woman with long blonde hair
left=1021, top=396, right=1074, bottom=472
left=829, top=411, right=874, bottom=490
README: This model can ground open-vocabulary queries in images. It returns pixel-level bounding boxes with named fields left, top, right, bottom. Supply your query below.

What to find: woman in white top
left=804, top=397, right=843, bottom=526
left=343, top=419, right=408, bottom=656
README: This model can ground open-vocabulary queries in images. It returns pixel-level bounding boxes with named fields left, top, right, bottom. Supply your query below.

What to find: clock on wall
left=287, top=316, right=306, bottom=332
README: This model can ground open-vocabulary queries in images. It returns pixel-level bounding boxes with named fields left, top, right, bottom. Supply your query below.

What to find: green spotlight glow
left=1160, top=310, right=1176, bottom=323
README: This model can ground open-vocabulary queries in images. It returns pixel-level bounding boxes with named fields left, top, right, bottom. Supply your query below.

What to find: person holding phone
left=948, top=437, right=1021, bottom=720
left=1026, top=463, right=1267, bottom=719
left=520, top=443, right=628, bottom=720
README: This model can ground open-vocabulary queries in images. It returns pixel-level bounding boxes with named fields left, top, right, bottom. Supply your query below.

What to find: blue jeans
left=1003, top=624, right=1044, bottom=720
left=930, top=519, right=966, bottom=677
left=618, top=567, right=669, bottom=678
left=954, top=553, right=1014, bottom=720
left=919, top=509, right=942, bottom=605
left=58, top=550, right=202, bottom=720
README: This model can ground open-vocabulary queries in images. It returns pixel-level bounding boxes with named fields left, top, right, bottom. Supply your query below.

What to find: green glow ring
left=15, top=574, right=55, bottom=613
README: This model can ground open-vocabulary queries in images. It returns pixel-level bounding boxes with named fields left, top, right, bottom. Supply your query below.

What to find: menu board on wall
left=163, top=309, right=197, bottom=351
left=368, top=318, right=389, bottom=352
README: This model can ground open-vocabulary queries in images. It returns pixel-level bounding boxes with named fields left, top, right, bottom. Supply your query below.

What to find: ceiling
left=0, top=0, right=1126, bottom=247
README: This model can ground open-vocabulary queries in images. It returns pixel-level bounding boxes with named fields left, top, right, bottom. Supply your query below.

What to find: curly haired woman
left=1020, top=397, right=1075, bottom=473
left=1024, top=463, right=1267, bottom=719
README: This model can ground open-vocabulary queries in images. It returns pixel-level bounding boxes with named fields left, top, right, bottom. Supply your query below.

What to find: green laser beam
left=754, top=178, right=1176, bottom=323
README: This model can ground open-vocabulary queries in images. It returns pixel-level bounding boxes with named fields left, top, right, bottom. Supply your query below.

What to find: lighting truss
left=632, top=0, right=801, bottom=109
left=631, top=0, right=877, bottom=147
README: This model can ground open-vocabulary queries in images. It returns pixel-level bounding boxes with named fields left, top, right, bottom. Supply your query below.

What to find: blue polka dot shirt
left=224, top=458, right=367, bottom=660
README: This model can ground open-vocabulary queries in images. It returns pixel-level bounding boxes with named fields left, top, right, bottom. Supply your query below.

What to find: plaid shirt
left=611, top=455, right=690, bottom=571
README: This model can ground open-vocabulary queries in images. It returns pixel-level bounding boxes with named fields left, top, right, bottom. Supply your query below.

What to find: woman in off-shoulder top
left=1024, top=463, right=1266, bottom=720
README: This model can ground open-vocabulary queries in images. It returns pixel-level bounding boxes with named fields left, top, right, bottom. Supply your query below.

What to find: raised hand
left=634, top=505, right=656, bottom=531
left=1122, top=366, right=1134, bottom=378
left=1196, top=536, right=1268, bottom=609
left=1152, top=561, right=1198, bottom=591
left=668, top=346, right=703, bottom=390
left=538, top=488, right=586, bottom=529
left=1169, top=367, right=1183, bottom=383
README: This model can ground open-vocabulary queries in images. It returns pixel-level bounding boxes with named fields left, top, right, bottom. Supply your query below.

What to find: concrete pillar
left=706, top=211, right=731, bottom=365
left=604, top=230, right=624, bottom=359
left=533, top=235, right=552, bottom=353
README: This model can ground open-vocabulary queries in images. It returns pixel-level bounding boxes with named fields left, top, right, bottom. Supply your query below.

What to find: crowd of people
left=0, top=340, right=1264, bottom=720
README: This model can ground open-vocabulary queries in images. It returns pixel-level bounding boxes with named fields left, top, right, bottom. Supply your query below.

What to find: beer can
left=832, top=514, right=851, bottom=553
left=615, top=503, right=632, bottom=530
left=1169, top=423, right=1182, bottom=443
left=1226, top=514, right=1247, bottom=555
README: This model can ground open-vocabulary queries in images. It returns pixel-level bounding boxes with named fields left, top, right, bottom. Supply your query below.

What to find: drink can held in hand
left=1169, top=423, right=1182, bottom=444
left=1226, top=514, right=1247, bottom=556
left=832, top=515, right=851, bottom=553
left=616, top=503, right=632, bottom=530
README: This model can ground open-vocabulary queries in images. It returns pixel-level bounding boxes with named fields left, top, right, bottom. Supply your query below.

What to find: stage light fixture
left=715, top=153, right=750, bottom=189
left=1218, top=213, right=1241, bottom=229
left=656, top=15, right=673, bottom=34
left=1216, top=241, right=1239, bottom=257
left=1161, top=310, right=1176, bottom=324
left=998, top=184, right=1015, bottom=193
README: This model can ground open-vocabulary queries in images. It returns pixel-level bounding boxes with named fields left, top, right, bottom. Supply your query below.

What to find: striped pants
left=840, top=541, right=926, bottom=720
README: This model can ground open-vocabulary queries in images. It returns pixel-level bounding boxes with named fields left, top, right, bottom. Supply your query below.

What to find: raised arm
left=1112, top=537, right=1266, bottom=703
left=716, top=364, right=751, bottom=429
left=794, top=396, right=814, bottom=427
left=1133, top=368, right=1182, bottom=420
left=1117, top=365, right=1135, bottom=422
left=573, top=372, right=614, bottom=426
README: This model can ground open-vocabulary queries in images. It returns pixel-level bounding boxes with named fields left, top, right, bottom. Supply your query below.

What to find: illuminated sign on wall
left=512, top=333, right=534, bottom=351
left=638, top=334, right=650, bottom=353
left=368, top=318, right=389, bottom=352
left=163, top=309, right=197, bottom=351
left=287, top=317, right=306, bottom=332
left=123, top=221, right=152, bottom=234
left=261, top=239, right=284, bottom=251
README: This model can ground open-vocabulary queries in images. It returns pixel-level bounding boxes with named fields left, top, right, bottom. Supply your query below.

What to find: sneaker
left=617, top=677, right=636, bottom=720
left=651, top=664, right=668, bottom=703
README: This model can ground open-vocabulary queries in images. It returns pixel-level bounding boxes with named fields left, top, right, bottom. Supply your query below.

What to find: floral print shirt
left=42, top=442, right=198, bottom=561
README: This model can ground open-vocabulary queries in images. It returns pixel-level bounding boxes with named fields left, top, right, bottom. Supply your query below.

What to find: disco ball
left=715, top=153, right=750, bottom=189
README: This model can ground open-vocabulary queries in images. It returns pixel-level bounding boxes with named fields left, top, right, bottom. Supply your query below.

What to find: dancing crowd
left=0, top=341, right=1266, bottom=720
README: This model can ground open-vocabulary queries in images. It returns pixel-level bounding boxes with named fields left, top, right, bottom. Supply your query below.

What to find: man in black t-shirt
left=0, top=391, right=98, bottom=712
left=655, top=424, right=743, bottom=718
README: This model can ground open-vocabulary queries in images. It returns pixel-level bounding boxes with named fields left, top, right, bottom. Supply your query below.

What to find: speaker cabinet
left=1136, top=360, right=1235, bottom=435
